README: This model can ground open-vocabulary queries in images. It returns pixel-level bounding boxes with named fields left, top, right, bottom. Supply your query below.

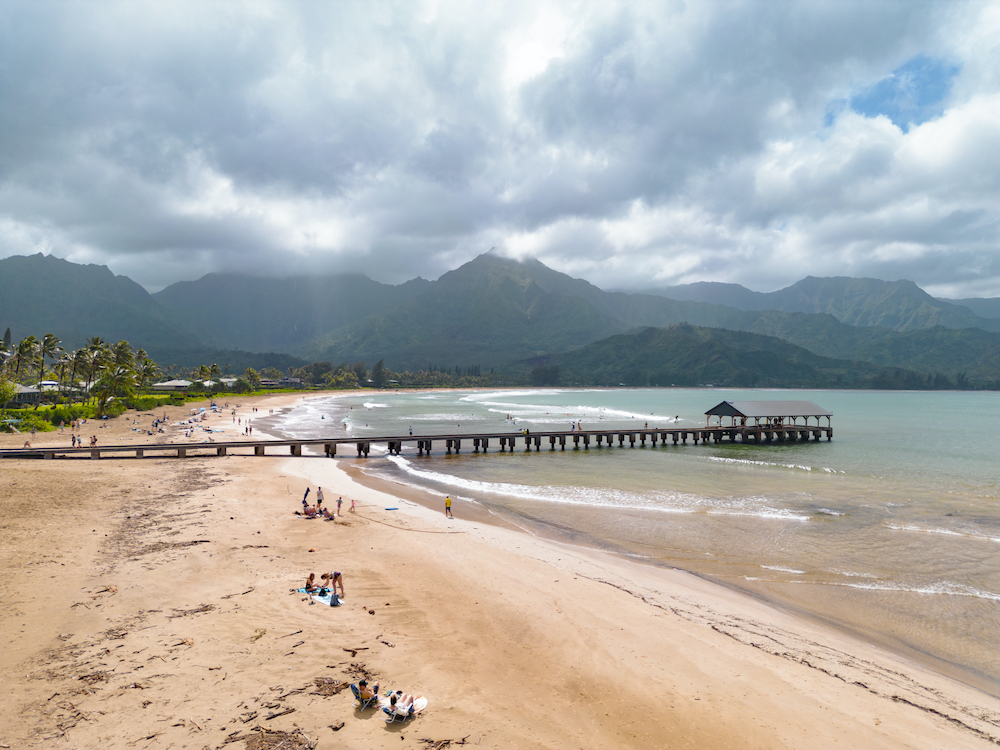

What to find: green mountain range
left=541, top=324, right=922, bottom=389
left=643, top=277, right=1000, bottom=333
left=151, top=272, right=431, bottom=352
left=2, top=251, right=998, bottom=388
left=0, top=254, right=304, bottom=373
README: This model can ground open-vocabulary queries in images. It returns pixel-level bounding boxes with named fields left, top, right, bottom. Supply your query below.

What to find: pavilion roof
left=705, top=400, right=832, bottom=418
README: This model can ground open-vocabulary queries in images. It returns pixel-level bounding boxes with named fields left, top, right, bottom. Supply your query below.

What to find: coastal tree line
left=0, top=328, right=161, bottom=417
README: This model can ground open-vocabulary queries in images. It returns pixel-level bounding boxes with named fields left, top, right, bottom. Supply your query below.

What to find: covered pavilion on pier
left=705, top=400, right=832, bottom=429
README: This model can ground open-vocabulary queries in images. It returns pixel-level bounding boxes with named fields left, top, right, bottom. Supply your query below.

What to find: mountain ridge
left=643, top=276, right=1000, bottom=333
left=3, top=252, right=998, bottom=387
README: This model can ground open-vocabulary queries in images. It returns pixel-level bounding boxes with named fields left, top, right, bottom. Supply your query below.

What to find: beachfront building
left=152, top=379, right=193, bottom=391
left=12, top=384, right=42, bottom=405
left=705, top=400, right=832, bottom=429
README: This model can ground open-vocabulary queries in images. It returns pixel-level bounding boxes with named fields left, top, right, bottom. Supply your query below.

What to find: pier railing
left=0, top=424, right=831, bottom=460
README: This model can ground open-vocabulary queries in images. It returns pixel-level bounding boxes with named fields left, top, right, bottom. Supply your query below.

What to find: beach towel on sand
left=295, top=587, right=344, bottom=606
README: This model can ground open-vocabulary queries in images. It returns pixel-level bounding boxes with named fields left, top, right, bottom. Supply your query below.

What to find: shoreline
left=3, top=390, right=1000, bottom=747
left=254, top=390, right=1000, bottom=700
left=337, top=448, right=1000, bottom=700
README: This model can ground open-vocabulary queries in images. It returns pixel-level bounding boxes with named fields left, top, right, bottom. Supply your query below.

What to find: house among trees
left=152, top=379, right=193, bottom=391
left=13, top=384, right=42, bottom=405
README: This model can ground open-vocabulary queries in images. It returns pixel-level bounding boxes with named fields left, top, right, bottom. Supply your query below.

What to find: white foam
left=885, top=523, right=1000, bottom=544
left=377, top=455, right=810, bottom=522
left=823, top=579, right=1000, bottom=602
left=707, top=456, right=832, bottom=473
left=762, top=565, right=806, bottom=574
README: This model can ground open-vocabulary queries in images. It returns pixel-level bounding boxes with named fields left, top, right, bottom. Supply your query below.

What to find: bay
left=269, top=387, right=1000, bottom=694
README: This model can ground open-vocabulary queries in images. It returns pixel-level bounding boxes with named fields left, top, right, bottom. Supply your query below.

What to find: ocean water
left=267, top=388, right=1000, bottom=693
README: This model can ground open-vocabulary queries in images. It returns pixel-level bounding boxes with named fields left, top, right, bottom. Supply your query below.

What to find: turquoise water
left=268, top=388, right=1000, bottom=692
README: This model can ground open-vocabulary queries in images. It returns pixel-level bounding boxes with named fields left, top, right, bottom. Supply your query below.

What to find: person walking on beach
left=350, top=498, right=356, bottom=513
left=316, top=486, right=324, bottom=513
left=337, top=496, right=343, bottom=516
left=445, top=496, right=453, bottom=518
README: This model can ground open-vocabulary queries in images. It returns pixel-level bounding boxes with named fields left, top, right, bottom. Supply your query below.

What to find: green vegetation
left=3, top=252, right=999, bottom=392
left=539, top=324, right=974, bottom=390
left=0, top=331, right=164, bottom=429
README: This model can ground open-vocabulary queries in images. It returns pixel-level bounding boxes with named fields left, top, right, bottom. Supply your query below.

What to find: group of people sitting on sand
left=295, top=486, right=354, bottom=520
left=304, top=571, right=345, bottom=596
left=352, top=680, right=425, bottom=720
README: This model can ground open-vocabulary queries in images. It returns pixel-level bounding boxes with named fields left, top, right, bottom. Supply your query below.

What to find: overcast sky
left=2, top=1, right=999, bottom=297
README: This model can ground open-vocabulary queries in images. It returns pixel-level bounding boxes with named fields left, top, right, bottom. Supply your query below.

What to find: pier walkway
left=0, top=424, right=831, bottom=460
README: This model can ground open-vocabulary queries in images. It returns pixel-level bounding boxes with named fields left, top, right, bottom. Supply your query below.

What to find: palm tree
left=12, top=336, right=39, bottom=382
left=55, top=353, right=73, bottom=393
left=82, top=339, right=111, bottom=402
left=69, top=348, right=90, bottom=399
left=243, top=367, right=261, bottom=389
left=111, top=340, right=135, bottom=371
left=135, top=353, right=161, bottom=392
left=93, top=365, right=137, bottom=418
left=38, top=333, right=65, bottom=387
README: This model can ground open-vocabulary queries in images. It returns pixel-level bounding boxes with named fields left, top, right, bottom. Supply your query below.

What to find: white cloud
left=0, top=0, right=998, bottom=296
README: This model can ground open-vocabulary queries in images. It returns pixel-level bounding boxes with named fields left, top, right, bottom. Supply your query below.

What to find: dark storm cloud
left=0, top=0, right=997, bottom=296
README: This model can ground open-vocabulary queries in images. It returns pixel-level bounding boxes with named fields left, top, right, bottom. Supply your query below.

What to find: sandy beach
left=2, top=392, right=1000, bottom=749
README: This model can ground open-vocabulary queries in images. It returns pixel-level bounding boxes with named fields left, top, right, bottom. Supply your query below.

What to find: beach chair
left=382, top=703, right=415, bottom=723
left=382, top=692, right=427, bottom=722
left=350, top=683, right=379, bottom=710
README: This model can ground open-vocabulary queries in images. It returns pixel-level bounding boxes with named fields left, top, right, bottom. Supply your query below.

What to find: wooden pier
left=0, top=423, right=831, bottom=461
left=1, top=401, right=833, bottom=461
